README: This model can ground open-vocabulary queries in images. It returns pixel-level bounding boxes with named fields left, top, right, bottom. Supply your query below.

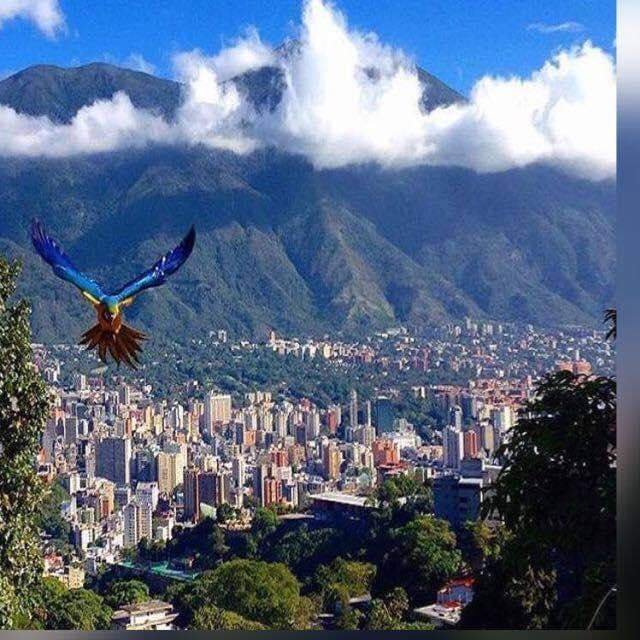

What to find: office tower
left=139, top=502, right=153, bottom=540
left=203, top=392, right=232, bottom=434
left=135, top=482, right=159, bottom=510
left=95, top=436, right=132, bottom=485
left=195, top=470, right=231, bottom=507
left=232, top=455, right=246, bottom=488
left=156, top=451, right=184, bottom=495
left=372, top=439, right=400, bottom=465
left=364, top=400, right=372, bottom=427
left=373, top=396, right=394, bottom=434
left=170, top=404, right=185, bottom=430
left=184, top=467, right=201, bottom=521
left=305, top=410, right=321, bottom=440
left=449, top=405, right=463, bottom=429
left=490, top=406, right=513, bottom=433
left=135, top=449, right=156, bottom=482
left=64, top=416, right=78, bottom=444
left=123, top=500, right=152, bottom=547
left=349, top=390, right=358, bottom=429
left=74, top=373, right=87, bottom=392
left=123, top=502, right=140, bottom=547
left=295, top=424, right=307, bottom=446
left=463, top=430, right=479, bottom=459
left=443, top=426, right=464, bottom=469
left=325, top=405, right=341, bottom=435
left=481, top=421, right=495, bottom=455
left=118, top=384, right=131, bottom=406
left=322, top=442, right=342, bottom=481
left=263, top=477, right=282, bottom=507
left=357, top=425, right=376, bottom=448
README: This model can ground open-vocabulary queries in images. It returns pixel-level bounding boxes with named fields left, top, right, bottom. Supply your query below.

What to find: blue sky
left=0, top=0, right=615, bottom=93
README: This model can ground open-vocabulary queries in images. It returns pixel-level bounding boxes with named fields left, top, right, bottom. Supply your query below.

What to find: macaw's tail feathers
left=79, top=323, right=146, bottom=369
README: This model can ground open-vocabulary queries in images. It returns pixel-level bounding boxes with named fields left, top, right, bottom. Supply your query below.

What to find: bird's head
left=102, top=296, right=120, bottom=321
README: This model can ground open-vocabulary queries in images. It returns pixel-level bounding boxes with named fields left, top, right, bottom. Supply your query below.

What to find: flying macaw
left=30, top=219, right=196, bottom=368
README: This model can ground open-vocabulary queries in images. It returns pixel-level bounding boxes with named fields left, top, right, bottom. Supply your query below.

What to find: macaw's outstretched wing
left=112, top=226, right=196, bottom=304
left=30, top=219, right=106, bottom=305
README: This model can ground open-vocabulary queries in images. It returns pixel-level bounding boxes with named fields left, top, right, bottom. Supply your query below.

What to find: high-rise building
left=463, top=430, right=479, bottom=459
left=232, top=455, right=245, bottom=488
left=184, top=467, right=201, bottom=521
left=203, top=392, right=232, bottom=434
left=95, top=436, right=132, bottom=486
left=199, top=471, right=231, bottom=507
left=263, top=476, right=282, bottom=507
left=156, top=451, right=184, bottom=495
left=373, top=397, right=394, bottom=434
left=135, top=482, right=159, bottom=510
left=123, top=502, right=138, bottom=548
left=349, top=390, right=358, bottom=429
left=135, top=450, right=157, bottom=482
left=449, top=405, right=463, bottom=429
left=322, top=442, right=342, bottom=480
left=364, top=400, right=372, bottom=427
left=372, top=438, right=400, bottom=466
left=490, top=406, right=513, bottom=433
left=443, top=426, right=464, bottom=469
left=118, top=384, right=131, bottom=406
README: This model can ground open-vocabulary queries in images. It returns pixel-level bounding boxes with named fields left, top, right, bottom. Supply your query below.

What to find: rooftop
left=310, top=491, right=370, bottom=507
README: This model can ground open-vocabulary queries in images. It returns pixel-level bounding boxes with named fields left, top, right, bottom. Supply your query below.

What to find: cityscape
left=34, top=319, right=614, bottom=629
left=0, top=0, right=616, bottom=631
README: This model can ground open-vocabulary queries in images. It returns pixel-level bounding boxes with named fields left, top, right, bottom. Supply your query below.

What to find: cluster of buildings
left=266, top=319, right=611, bottom=382
left=32, top=319, right=612, bottom=622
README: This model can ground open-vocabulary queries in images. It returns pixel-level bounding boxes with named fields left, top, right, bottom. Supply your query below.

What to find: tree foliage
left=191, top=605, right=266, bottom=630
left=461, top=372, right=616, bottom=629
left=31, top=577, right=112, bottom=630
left=0, top=258, right=50, bottom=628
left=104, top=579, right=150, bottom=609
left=377, top=515, right=461, bottom=604
left=315, top=557, right=376, bottom=609
left=169, top=559, right=311, bottom=629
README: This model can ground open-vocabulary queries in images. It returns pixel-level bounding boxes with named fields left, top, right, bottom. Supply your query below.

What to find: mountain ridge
left=0, top=63, right=614, bottom=342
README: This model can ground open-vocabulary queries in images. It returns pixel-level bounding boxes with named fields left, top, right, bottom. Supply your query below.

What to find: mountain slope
left=0, top=64, right=614, bottom=342
left=0, top=63, right=182, bottom=122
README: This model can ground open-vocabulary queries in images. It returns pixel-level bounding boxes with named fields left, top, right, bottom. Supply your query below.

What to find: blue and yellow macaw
left=31, top=219, right=196, bottom=368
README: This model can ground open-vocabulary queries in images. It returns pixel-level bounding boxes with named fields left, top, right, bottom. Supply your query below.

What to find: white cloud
left=123, top=53, right=156, bottom=75
left=259, top=0, right=615, bottom=179
left=0, top=0, right=65, bottom=38
left=0, top=92, right=174, bottom=156
left=527, top=22, right=585, bottom=34
left=0, top=0, right=616, bottom=181
left=173, top=28, right=274, bottom=83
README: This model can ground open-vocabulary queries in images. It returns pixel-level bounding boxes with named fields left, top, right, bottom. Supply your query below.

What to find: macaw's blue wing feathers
left=113, top=226, right=196, bottom=303
left=30, top=219, right=105, bottom=303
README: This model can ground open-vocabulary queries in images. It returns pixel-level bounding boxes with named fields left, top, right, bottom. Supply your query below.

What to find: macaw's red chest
left=79, top=303, right=146, bottom=368
left=97, top=304, right=122, bottom=333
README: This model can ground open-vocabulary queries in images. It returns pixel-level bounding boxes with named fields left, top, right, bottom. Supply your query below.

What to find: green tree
left=216, top=503, right=235, bottom=524
left=104, top=579, right=150, bottom=609
left=251, top=506, right=278, bottom=540
left=315, top=558, right=376, bottom=610
left=38, top=480, right=71, bottom=545
left=461, top=372, right=616, bottom=629
left=32, top=577, right=112, bottom=630
left=378, top=515, right=462, bottom=604
left=191, top=605, right=266, bottom=630
left=171, top=559, right=309, bottom=629
left=0, top=258, right=50, bottom=628
left=364, top=587, right=433, bottom=630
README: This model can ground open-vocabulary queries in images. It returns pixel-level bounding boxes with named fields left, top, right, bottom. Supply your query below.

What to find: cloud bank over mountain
left=0, top=0, right=615, bottom=180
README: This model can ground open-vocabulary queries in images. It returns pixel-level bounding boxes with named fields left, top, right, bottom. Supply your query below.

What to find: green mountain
left=0, top=64, right=614, bottom=342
